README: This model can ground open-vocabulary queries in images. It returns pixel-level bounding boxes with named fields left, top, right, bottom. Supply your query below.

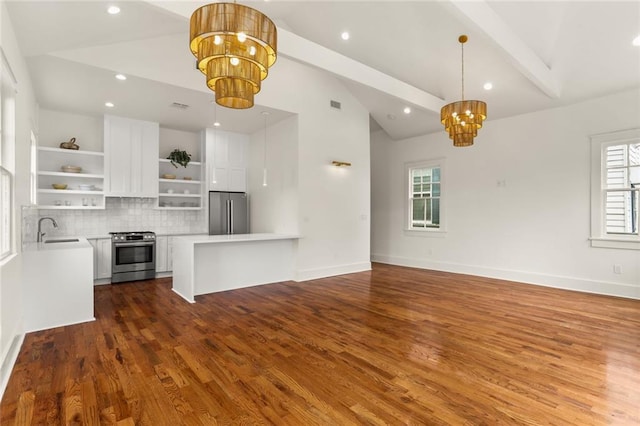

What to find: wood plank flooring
left=1, top=263, right=639, bottom=425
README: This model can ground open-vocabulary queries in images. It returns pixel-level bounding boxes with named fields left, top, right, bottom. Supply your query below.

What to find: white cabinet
left=104, top=115, right=159, bottom=197
left=156, top=236, right=168, bottom=272
left=156, top=235, right=174, bottom=273
left=206, top=129, right=248, bottom=192
left=37, top=147, right=105, bottom=209
left=167, top=236, right=174, bottom=272
left=88, top=238, right=112, bottom=281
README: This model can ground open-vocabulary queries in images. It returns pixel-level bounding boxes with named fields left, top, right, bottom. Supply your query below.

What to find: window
left=0, top=167, right=12, bottom=260
left=590, top=129, right=640, bottom=250
left=406, top=159, right=445, bottom=233
left=1, top=49, right=17, bottom=260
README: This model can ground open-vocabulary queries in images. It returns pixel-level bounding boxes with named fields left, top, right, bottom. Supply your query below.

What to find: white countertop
left=173, top=233, right=299, bottom=245
left=55, top=232, right=208, bottom=240
left=24, top=237, right=92, bottom=252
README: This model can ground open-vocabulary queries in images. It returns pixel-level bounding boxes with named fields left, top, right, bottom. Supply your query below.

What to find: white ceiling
left=5, top=1, right=640, bottom=139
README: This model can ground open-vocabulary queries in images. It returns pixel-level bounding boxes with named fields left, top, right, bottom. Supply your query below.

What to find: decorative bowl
left=61, top=165, right=82, bottom=173
left=183, top=177, right=193, bottom=181
left=78, top=184, right=95, bottom=191
left=162, top=174, right=176, bottom=179
left=52, top=183, right=68, bottom=190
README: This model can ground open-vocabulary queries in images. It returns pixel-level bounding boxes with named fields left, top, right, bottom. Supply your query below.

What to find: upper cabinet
left=205, top=129, right=248, bottom=192
left=104, top=115, right=159, bottom=198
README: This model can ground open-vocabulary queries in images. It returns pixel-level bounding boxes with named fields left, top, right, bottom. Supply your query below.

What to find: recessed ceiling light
left=483, top=82, right=493, bottom=90
left=213, top=122, right=221, bottom=127
left=105, top=102, right=115, bottom=108
left=341, top=32, right=350, bottom=41
left=107, top=5, right=120, bottom=15
left=115, top=74, right=127, bottom=81
left=633, top=35, right=640, bottom=46
left=403, top=107, right=411, bottom=114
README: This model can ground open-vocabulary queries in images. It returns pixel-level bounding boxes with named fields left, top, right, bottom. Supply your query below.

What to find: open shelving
left=157, top=158, right=203, bottom=209
left=37, top=147, right=105, bottom=209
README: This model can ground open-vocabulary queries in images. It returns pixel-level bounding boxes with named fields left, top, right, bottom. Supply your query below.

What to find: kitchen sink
left=44, top=238, right=79, bottom=244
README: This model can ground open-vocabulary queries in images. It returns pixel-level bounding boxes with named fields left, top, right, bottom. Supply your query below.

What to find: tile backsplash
left=23, top=198, right=207, bottom=243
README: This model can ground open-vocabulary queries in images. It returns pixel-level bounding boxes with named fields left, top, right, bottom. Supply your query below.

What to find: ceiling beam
left=447, top=0, right=560, bottom=99
left=144, top=1, right=445, bottom=114
left=278, top=28, right=445, bottom=113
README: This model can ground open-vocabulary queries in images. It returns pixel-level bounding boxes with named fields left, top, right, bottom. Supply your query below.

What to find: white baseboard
left=0, top=332, right=25, bottom=400
left=25, top=317, right=96, bottom=334
left=172, top=288, right=195, bottom=303
left=296, top=262, right=372, bottom=282
left=371, top=254, right=640, bottom=300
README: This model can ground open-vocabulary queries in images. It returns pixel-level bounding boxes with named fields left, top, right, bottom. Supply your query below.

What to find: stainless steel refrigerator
left=208, top=191, right=249, bottom=235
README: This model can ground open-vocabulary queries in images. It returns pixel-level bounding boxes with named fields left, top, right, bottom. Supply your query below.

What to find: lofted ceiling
left=5, top=1, right=640, bottom=139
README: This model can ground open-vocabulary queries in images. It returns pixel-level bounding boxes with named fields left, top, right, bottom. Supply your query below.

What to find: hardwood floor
left=2, top=263, right=639, bottom=425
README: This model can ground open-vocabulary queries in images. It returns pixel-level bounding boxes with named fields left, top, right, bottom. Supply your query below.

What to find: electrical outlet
left=613, top=264, right=622, bottom=274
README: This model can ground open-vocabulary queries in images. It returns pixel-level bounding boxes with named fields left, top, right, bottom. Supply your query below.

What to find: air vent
left=171, top=102, right=190, bottom=110
left=330, top=100, right=341, bottom=110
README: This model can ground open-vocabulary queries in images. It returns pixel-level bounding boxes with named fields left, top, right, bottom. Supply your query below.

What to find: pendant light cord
left=212, top=104, right=217, bottom=184
left=461, top=41, right=465, bottom=101
left=263, top=114, right=267, bottom=166
left=262, top=111, right=269, bottom=187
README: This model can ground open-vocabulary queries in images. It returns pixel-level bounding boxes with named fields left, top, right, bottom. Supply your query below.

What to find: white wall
left=0, top=2, right=38, bottom=396
left=248, top=115, right=299, bottom=235
left=159, top=127, right=201, bottom=161
left=372, top=88, right=640, bottom=299
left=39, top=109, right=103, bottom=151
left=228, top=58, right=372, bottom=280
left=259, top=59, right=372, bottom=280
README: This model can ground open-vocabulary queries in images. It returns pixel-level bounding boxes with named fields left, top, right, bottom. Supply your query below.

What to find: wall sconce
left=332, top=161, right=352, bottom=167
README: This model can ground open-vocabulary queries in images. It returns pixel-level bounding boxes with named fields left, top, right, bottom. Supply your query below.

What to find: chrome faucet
left=37, top=217, right=58, bottom=242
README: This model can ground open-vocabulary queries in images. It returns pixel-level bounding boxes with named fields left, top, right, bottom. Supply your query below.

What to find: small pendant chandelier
left=441, top=35, right=487, bottom=147
left=189, top=3, right=277, bottom=109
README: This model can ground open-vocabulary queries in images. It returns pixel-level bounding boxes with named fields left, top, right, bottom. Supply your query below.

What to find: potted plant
left=167, top=149, right=191, bottom=168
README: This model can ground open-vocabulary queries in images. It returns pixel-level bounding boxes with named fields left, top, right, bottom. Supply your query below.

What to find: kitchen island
left=172, top=233, right=299, bottom=302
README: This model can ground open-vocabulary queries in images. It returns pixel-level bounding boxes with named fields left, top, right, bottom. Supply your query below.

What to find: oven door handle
left=114, top=241, right=155, bottom=248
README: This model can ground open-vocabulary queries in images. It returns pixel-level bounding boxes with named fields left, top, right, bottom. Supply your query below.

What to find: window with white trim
left=407, top=159, right=445, bottom=232
left=590, top=129, right=640, bottom=250
left=0, top=167, right=12, bottom=260
left=1, top=50, right=17, bottom=260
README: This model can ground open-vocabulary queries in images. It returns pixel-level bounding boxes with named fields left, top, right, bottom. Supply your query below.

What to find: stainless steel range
left=110, top=231, right=156, bottom=283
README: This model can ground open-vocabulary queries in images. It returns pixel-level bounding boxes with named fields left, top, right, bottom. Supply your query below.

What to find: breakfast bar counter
left=171, top=233, right=299, bottom=302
